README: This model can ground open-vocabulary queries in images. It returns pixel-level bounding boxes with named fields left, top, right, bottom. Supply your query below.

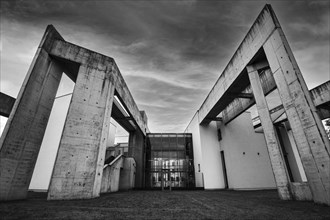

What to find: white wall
left=219, top=112, right=276, bottom=190
left=199, top=121, right=225, bottom=189
left=185, top=112, right=225, bottom=189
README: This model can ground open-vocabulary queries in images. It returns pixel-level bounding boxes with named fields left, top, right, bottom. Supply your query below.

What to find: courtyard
left=1, top=190, right=329, bottom=219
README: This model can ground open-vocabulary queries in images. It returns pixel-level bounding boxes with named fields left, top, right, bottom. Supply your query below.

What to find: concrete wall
left=101, top=156, right=124, bottom=193
left=219, top=112, right=276, bottom=190
left=128, top=130, right=145, bottom=188
left=119, top=157, right=136, bottom=190
left=185, top=113, right=224, bottom=189
left=199, top=121, right=224, bottom=189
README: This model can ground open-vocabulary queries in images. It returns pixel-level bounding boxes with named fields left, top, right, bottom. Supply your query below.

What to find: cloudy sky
left=1, top=0, right=329, bottom=133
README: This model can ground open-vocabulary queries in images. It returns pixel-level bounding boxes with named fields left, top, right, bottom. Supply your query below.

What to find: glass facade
left=145, top=133, right=195, bottom=189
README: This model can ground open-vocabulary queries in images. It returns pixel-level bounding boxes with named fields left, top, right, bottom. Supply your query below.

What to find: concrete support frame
left=128, top=130, right=145, bottom=188
left=1, top=25, right=148, bottom=201
left=263, top=29, right=330, bottom=205
left=0, top=28, right=64, bottom=201
left=47, top=65, right=115, bottom=200
left=247, top=66, right=292, bottom=200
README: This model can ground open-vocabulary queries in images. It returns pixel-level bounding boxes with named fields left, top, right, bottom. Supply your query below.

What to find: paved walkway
left=1, top=190, right=329, bottom=219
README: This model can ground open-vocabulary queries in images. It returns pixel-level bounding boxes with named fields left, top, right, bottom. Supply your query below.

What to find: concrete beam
left=198, top=4, right=279, bottom=124
left=228, top=92, right=254, bottom=99
left=111, top=97, right=137, bottom=132
left=310, top=81, right=330, bottom=119
left=264, top=27, right=330, bottom=205
left=248, top=66, right=292, bottom=200
left=223, top=68, right=276, bottom=124
left=0, top=92, right=15, bottom=117
left=253, top=81, right=330, bottom=128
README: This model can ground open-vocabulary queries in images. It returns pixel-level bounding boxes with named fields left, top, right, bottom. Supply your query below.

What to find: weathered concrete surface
left=0, top=93, right=15, bottom=117
left=101, top=155, right=124, bottom=193
left=46, top=26, right=147, bottom=199
left=248, top=66, right=292, bottom=200
left=252, top=81, right=330, bottom=129
left=290, top=182, right=313, bottom=201
left=128, top=130, right=145, bottom=188
left=310, top=81, right=330, bottom=120
left=119, top=157, right=136, bottom=190
left=0, top=26, right=65, bottom=201
left=198, top=4, right=279, bottom=124
left=48, top=63, right=115, bottom=200
left=264, top=27, right=330, bottom=205
left=310, top=81, right=330, bottom=107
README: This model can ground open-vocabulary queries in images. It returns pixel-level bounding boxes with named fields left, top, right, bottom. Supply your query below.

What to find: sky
left=0, top=0, right=329, bottom=189
left=1, top=0, right=329, bottom=133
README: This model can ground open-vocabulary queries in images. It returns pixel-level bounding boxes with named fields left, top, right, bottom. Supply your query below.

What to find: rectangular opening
left=29, top=73, right=74, bottom=191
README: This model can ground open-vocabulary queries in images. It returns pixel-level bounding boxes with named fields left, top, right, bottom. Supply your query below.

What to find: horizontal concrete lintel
left=223, top=69, right=276, bottom=125
left=228, top=93, right=254, bottom=99
left=310, top=80, right=330, bottom=107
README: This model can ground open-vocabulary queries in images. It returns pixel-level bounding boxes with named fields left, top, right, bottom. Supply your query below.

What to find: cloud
left=294, top=44, right=330, bottom=89
left=1, top=0, right=329, bottom=134
left=288, top=12, right=329, bottom=37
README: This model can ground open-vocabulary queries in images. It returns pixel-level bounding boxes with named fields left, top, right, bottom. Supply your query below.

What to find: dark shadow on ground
left=1, top=190, right=329, bottom=219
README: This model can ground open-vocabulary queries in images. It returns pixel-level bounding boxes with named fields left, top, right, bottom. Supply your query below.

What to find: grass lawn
left=1, top=190, right=329, bottom=219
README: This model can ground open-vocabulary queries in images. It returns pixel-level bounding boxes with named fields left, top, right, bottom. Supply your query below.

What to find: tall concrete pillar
left=263, top=28, right=330, bottom=205
left=247, top=66, right=292, bottom=200
left=47, top=64, right=115, bottom=200
left=128, top=130, right=145, bottom=188
left=0, top=49, right=64, bottom=201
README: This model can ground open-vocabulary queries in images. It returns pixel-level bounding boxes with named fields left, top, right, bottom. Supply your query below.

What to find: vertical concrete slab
left=128, top=130, right=145, bottom=188
left=247, top=66, right=292, bottom=200
left=47, top=64, right=115, bottom=200
left=119, top=158, right=136, bottom=190
left=264, top=29, right=330, bottom=205
left=0, top=49, right=63, bottom=200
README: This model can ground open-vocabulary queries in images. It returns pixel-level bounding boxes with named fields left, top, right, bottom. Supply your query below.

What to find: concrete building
left=0, top=4, right=329, bottom=206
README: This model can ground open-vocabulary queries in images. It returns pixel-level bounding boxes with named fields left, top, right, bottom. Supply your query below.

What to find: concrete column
left=0, top=49, right=63, bottom=201
left=247, top=66, right=292, bottom=200
left=128, top=130, right=145, bottom=188
left=48, top=64, right=115, bottom=200
left=263, top=29, right=330, bottom=205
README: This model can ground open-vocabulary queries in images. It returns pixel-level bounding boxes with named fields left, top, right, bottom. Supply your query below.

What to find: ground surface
left=1, top=190, right=329, bottom=219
